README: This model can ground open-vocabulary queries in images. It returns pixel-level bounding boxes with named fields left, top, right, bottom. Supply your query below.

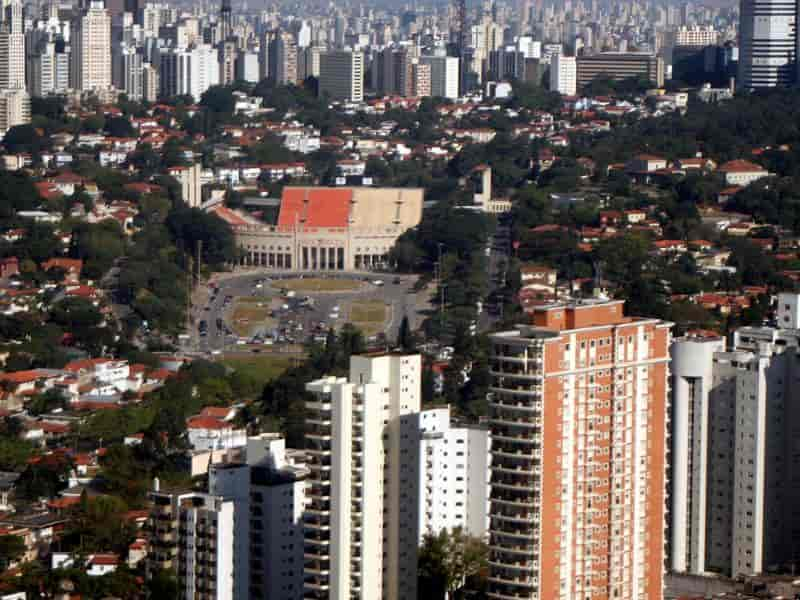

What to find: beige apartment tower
left=70, top=0, right=112, bottom=92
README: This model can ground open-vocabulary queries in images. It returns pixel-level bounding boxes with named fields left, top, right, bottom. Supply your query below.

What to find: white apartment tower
left=670, top=333, right=726, bottom=575
left=159, top=44, right=219, bottom=102
left=319, top=50, right=364, bottom=102
left=414, top=407, right=490, bottom=542
left=671, top=292, right=800, bottom=577
left=550, top=53, right=577, bottom=96
left=304, top=353, right=422, bottom=600
left=245, top=434, right=308, bottom=600
left=71, top=1, right=112, bottom=92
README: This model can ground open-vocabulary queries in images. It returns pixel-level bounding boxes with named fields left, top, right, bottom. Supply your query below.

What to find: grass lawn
left=230, top=297, right=273, bottom=337
left=220, top=355, right=295, bottom=386
left=349, top=300, right=388, bottom=335
left=276, top=278, right=362, bottom=293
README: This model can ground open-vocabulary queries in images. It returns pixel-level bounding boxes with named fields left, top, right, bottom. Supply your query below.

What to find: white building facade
left=414, top=407, right=490, bottom=542
left=304, top=353, right=421, bottom=600
left=670, top=293, right=800, bottom=577
left=549, top=53, right=577, bottom=96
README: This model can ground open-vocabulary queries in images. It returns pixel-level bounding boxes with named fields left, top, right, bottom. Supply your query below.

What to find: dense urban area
left=0, top=0, right=798, bottom=598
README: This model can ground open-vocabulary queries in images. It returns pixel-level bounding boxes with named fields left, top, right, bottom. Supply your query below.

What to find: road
left=480, top=219, right=511, bottom=331
left=185, top=272, right=423, bottom=356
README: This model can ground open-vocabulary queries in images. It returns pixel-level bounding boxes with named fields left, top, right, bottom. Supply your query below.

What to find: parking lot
left=188, top=272, right=425, bottom=355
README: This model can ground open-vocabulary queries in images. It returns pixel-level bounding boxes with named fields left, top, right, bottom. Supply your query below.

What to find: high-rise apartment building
left=488, top=299, right=671, bottom=600
left=414, top=406, right=490, bottom=542
left=0, top=1, right=24, bottom=90
left=113, top=46, right=144, bottom=100
left=738, top=0, right=796, bottom=89
left=421, top=55, right=460, bottom=99
left=27, top=41, right=69, bottom=97
left=71, top=1, right=112, bottom=92
left=298, top=46, right=322, bottom=79
left=209, top=434, right=309, bottom=600
left=0, top=88, right=30, bottom=135
left=159, top=44, right=219, bottom=102
left=244, top=434, right=308, bottom=600
left=146, top=434, right=307, bottom=600
left=550, top=53, right=577, bottom=95
left=671, top=292, right=800, bottom=577
left=304, top=353, right=421, bottom=600
left=146, top=485, right=239, bottom=600
left=268, top=31, right=298, bottom=85
left=319, top=50, right=364, bottom=102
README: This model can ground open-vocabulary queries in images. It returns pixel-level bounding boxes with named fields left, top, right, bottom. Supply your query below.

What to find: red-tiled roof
left=718, top=159, right=766, bottom=173
left=186, top=416, right=232, bottom=430
left=277, top=188, right=352, bottom=228
left=200, top=406, right=232, bottom=419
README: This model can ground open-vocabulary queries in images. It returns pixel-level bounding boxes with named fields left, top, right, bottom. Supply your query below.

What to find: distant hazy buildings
left=70, top=0, right=112, bottom=92
left=576, top=52, right=665, bottom=88
left=319, top=50, right=364, bottom=102
left=549, top=53, right=577, bottom=95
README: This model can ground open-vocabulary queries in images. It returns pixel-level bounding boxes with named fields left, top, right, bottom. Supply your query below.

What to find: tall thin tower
left=220, top=0, right=232, bottom=41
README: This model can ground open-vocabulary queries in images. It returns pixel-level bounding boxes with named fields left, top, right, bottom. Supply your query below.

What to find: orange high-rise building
left=487, top=299, right=671, bottom=600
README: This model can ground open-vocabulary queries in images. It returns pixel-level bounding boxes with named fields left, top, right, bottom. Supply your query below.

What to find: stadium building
left=212, top=186, right=424, bottom=271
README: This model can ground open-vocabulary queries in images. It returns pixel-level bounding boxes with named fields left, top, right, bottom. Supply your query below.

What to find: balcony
left=491, top=512, right=540, bottom=525
left=490, top=398, right=543, bottom=414
left=489, top=416, right=539, bottom=429
left=307, top=432, right=332, bottom=442
left=492, top=432, right=542, bottom=445
left=491, top=496, right=537, bottom=509
left=492, top=479, right=533, bottom=492
left=487, top=574, right=536, bottom=588
left=490, top=527, right=536, bottom=541
left=488, top=559, right=536, bottom=572
left=489, top=544, right=537, bottom=556
left=491, top=464, right=538, bottom=476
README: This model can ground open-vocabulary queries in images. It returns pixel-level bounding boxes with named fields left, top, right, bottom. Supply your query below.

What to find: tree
left=3, top=124, right=45, bottom=154
left=398, top=316, right=415, bottom=351
left=0, top=534, right=25, bottom=569
left=418, top=527, right=488, bottom=599
left=105, top=116, right=135, bottom=138
left=200, top=85, right=236, bottom=115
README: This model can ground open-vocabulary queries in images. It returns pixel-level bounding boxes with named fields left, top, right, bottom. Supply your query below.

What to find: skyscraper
left=70, top=0, right=112, bottom=92
left=488, top=299, right=671, bottom=600
left=268, top=31, right=298, bottom=85
left=304, top=353, right=421, bottom=600
left=0, top=0, right=25, bottom=90
left=738, top=0, right=796, bottom=89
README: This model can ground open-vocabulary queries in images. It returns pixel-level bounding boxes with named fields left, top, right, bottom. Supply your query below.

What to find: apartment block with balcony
left=670, top=293, right=800, bottom=578
left=146, top=485, right=236, bottom=600
left=304, top=353, right=421, bottom=600
left=487, top=299, right=672, bottom=600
